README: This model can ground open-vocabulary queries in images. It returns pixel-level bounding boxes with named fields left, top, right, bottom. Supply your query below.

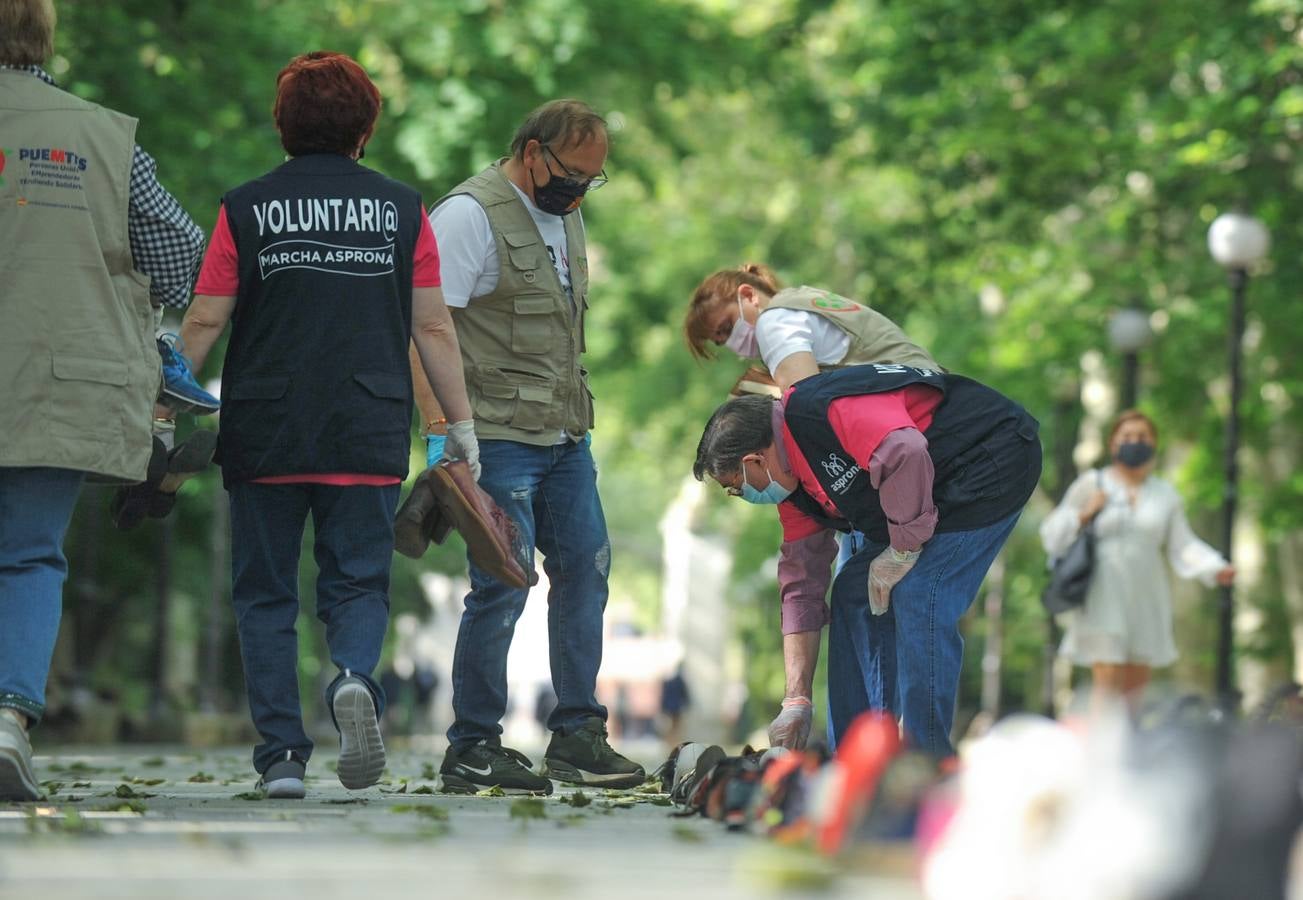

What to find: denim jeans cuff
left=0, top=692, right=43, bottom=727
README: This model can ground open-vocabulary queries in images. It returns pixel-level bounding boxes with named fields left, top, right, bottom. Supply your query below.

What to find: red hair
left=274, top=51, right=381, bottom=157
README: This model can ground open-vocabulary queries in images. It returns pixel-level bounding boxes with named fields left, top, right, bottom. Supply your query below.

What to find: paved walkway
left=0, top=747, right=922, bottom=900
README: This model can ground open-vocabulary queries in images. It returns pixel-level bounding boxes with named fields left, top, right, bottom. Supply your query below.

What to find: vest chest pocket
left=512, top=295, right=556, bottom=355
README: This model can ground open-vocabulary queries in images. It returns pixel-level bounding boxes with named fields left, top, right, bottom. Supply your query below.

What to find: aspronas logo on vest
left=253, top=196, right=400, bottom=281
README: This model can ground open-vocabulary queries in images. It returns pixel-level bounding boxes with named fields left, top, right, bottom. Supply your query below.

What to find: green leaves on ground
left=560, top=790, right=592, bottom=808
left=509, top=798, right=548, bottom=822
left=391, top=803, right=449, bottom=821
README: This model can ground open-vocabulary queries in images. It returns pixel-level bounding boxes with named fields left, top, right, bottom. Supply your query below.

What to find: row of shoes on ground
left=655, top=711, right=908, bottom=855
left=656, top=707, right=1303, bottom=899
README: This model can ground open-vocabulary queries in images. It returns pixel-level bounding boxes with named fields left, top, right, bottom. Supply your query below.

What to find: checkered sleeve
left=128, top=146, right=204, bottom=310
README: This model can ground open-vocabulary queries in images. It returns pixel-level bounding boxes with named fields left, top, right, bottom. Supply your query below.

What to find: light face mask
left=724, top=294, right=758, bottom=358
left=1115, top=441, right=1155, bottom=468
left=738, top=458, right=794, bottom=505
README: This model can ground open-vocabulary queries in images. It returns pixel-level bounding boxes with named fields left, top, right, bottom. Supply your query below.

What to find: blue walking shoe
left=157, top=333, right=220, bottom=415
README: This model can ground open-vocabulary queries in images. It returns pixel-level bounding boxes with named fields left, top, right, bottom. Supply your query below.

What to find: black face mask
left=1115, top=441, right=1155, bottom=468
left=531, top=167, right=588, bottom=217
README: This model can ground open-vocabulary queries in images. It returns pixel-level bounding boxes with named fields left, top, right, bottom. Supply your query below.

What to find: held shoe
left=109, top=429, right=217, bottom=530
left=0, top=709, right=39, bottom=801
left=332, top=675, right=386, bottom=790
left=257, top=750, right=306, bottom=799
left=157, top=333, right=220, bottom=415
left=393, top=466, right=451, bottom=559
left=541, top=718, right=645, bottom=789
left=426, top=462, right=537, bottom=589
left=438, top=740, right=553, bottom=795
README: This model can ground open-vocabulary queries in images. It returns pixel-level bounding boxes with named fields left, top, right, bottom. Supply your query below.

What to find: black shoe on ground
left=542, top=719, right=646, bottom=789
left=439, top=740, right=553, bottom=795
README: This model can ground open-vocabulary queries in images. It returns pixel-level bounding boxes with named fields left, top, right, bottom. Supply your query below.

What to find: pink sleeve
left=412, top=210, right=441, bottom=288
left=193, top=204, right=239, bottom=296
left=778, top=530, right=839, bottom=634
left=869, top=428, right=937, bottom=551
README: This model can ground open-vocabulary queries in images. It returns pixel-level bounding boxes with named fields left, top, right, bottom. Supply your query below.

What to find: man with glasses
left=412, top=99, right=643, bottom=794
left=693, top=365, right=1041, bottom=758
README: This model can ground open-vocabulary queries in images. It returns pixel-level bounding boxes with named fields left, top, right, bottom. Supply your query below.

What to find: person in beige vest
left=0, top=0, right=205, bottom=800
left=683, top=263, right=945, bottom=751
left=411, top=100, right=644, bottom=794
left=684, top=263, right=939, bottom=391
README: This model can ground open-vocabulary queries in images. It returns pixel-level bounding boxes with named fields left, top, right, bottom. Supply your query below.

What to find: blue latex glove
left=424, top=433, right=446, bottom=469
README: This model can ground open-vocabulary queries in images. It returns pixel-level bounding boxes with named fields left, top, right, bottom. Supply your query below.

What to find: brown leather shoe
left=393, top=467, right=439, bottom=559
left=429, top=461, right=537, bottom=589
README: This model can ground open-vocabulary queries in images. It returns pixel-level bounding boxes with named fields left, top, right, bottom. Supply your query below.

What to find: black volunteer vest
left=782, top=364, right=1042, bottom=544
left=216, top=154, right=423, bottom=484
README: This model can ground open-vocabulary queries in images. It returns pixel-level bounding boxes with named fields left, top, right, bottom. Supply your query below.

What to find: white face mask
left=724, top=294, right=758, bottom=358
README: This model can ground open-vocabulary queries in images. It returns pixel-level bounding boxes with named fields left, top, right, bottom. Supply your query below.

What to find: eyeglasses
left=721, top=460, right=751, bottom=497
left=544, top=145, right=608, bottom=191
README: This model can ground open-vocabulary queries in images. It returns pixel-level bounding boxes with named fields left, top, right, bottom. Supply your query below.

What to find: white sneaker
left=332, top=676, right=385, bottom=790
left=0, top=709, right=39, bottom=801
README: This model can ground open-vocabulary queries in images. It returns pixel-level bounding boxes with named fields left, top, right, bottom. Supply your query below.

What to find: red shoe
left=815, top=711, right=901, bottom=854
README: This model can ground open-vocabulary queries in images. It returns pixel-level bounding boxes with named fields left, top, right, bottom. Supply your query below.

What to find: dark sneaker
left=257, top=750, right=306, bottom=799
left=542, top=719, right=646, bottom=789
left=0, top=710, right=39, bottom=801
left=333, top=676, right=385, bottom=790
left=439, top=740, right=553, bottom=795
left=110, top=429, right=217, bottom=530
left=158, top=333, right=220, bottom=415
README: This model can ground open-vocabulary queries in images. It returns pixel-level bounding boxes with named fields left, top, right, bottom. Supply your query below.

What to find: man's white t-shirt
left=428, top=181, right=576, bottom=308
left=755, top=308, right=852, bottom=373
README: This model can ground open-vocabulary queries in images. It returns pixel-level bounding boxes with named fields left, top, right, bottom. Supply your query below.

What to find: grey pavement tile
left=0, top=748, right=923, bottom=900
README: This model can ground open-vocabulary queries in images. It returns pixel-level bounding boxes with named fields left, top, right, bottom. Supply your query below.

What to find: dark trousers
left=228, top=480, right=397, bottom=774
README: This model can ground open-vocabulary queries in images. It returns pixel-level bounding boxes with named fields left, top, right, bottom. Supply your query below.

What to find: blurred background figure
left=659, top=664, right=692, bottom=749
left=1040, top=410, right=1235, bottom=711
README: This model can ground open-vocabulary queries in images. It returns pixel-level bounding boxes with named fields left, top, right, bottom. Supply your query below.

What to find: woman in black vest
left=694, top=364, right=1041, bottom=756
left=172, top=52, right=478, bottom=798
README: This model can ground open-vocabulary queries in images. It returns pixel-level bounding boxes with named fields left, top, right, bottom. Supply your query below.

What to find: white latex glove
left=767, top=696, right=813, bottom=749
left=868, top=547, right=921, bottom=616
left=442, top=419, right=481, bottom=481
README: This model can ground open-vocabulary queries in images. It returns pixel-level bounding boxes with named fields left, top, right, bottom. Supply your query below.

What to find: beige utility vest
left=0, top=72, right=158, bottom=481
left=762, top=286, right=940, bottom=371
left=438, top=162, right=593, bottom=445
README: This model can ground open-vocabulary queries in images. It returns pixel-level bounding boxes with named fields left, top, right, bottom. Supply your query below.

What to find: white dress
left=1039, top=469, right=1228, bottom=667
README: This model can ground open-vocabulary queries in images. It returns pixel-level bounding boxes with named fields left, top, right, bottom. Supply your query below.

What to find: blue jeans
left=229, top=481, right=397, bottom=774
left=0, top=467, right=85, bottom=724
left=827, top=512, right=1021, bottom=756
left=448, top=437, right=609, bottom=749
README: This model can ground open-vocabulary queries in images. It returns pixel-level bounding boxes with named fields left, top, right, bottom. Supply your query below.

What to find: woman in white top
left=1040, top=410, right=1235, bottom=705
left=683, top=262, right=847, bottom=387
left=683, top=263, right=935, bottom=390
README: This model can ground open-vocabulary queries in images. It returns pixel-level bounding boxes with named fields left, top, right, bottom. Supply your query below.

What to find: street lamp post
left=1207, top=211, right=1270, bottom=708
left=1108, top=306, right=1153, bottom=409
